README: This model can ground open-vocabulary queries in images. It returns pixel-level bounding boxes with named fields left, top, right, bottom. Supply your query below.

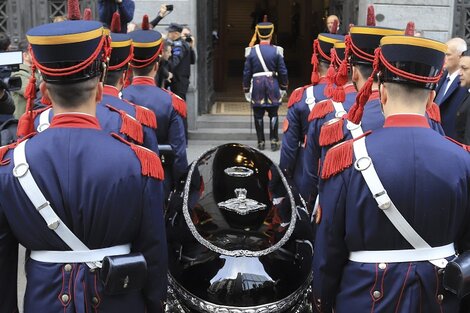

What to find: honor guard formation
left=0, top=1, right=468, bottom=313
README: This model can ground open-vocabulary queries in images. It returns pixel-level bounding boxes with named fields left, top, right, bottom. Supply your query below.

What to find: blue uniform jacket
left=32, top=103, right=158, bottom=155
left=300, top=84, right=357, bottom=204
left=279, top=79, right=327, bottom=190
left=313, top=114, right=470, bottom=313
left=302, top=90, right=444, bottom=208
left=122, top=77, right=188, bottom=193
left=0, top=114, right=167, bottom=313
left=100, top=85, right=160, bottom=154
left=243, top=43, right=288, bottom=107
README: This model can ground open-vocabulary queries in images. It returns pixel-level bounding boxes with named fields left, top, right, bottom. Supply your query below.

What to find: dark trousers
left=253, top=106, right=279, bottom=143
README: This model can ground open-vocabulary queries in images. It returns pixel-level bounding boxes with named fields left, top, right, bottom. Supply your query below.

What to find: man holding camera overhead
left=167, top=23, right=192, bottom=101
left=98, top=0, right=135, bottom=33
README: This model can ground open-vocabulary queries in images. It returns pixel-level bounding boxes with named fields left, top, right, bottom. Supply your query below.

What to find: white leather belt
left=30, top=244, right=131, bottom=264
left=349, top=243, right=455, bottom=263
left=253, top=71, right=274, bottom=77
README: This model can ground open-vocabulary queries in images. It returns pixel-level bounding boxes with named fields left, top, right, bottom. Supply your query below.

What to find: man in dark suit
left=435, top=37, right=468, bottom=139
left=457, top=50, right=470, bottom=144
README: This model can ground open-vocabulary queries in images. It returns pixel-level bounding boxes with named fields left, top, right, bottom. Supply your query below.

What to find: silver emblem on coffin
left=224, top=166, right=254, bottom=177
left=218, top=188, right=266, bottom=215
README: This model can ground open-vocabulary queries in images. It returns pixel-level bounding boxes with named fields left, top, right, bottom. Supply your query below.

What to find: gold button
left=316, top=298, right=321, bottom=304
left=378, top=263, right=387, bottom=270
left=64, top=264, right=72, bottom=272
left=61, top=294, right=70, bottom=303
left=373, top=290, right=381, bottom=299
left=92, top=297, right=99, bottom=305
left=437, top=294, right=444, bottom=303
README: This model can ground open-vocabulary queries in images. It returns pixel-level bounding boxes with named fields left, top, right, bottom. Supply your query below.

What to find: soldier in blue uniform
left=0, top=18, right=167, bottom=313
left=123, top=16, right=188, bottom=199
left=100, top=13, right=159, bottom=153
left=300, top=39, right=357, bottom=206
left=243, top=18, right=288, bottom=151
left=302, top=25, right=445, bottom=209
left=312, top=35, right=470, bottom=313
left=279, top=33, right=343, bottom=191
left=28, top=13, right=159, bottom=154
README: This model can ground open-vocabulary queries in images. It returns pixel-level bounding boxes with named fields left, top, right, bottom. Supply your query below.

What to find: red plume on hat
left=367, top=5, right=376, bottom=26
left=348, top=48, right=381, bottom=124
left=263, top=15, right=268, bottom=22
left=83, top=7, right=92, bottom=21
left=142, top=14, right=150, bottom=30
left=67, top=0, right=81, bottom=20
left=324, top=48, right=337, bottom=97
left=331, top=19, right=338, bottom=34
left=405, top=21, right=415, bottom=36
left=110, top=12, right=121, bottom=33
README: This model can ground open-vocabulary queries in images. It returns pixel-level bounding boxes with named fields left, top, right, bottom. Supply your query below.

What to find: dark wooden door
left=2, top=0, right=97, bottom=48
left=214, top=0, right=326, bottom=96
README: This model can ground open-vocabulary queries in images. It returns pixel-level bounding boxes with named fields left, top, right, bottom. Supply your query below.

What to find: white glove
left=280, top=89, right=287, bottom=99
left=245, top=92, right=251, bottom=102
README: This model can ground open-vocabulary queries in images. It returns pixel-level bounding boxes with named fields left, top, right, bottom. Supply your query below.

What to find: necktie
left=435, top=76, right=450, bottom=105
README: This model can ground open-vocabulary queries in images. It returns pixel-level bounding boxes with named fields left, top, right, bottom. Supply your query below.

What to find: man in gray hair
left=434, top=37, right=468, bottom=139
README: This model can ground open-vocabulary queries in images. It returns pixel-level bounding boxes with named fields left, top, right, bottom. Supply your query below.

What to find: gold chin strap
left=249, top=25, right=274, bottom=47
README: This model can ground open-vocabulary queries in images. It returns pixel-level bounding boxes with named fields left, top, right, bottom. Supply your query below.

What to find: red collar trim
left=50, top=113, right=101, bottom=130
left=318, top=76, right=328, bottom=84
left=103, top=85, right=120, bottom=97
left=369, top=90, right=379, bottom=100
left=259, top=41, right=270, bottom=45
left=132, top=76, right=156, bottom=86
left=344, top=84, right=356, bottom=94
left=384, top=114, right=430, bottom=128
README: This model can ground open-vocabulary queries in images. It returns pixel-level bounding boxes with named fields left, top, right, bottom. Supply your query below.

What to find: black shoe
left=271, top=140, right=280, bottom=151
left=258, top=141, right=265, bottom=150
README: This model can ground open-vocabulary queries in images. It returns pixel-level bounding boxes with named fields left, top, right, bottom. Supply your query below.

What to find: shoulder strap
left=346, top=119, right=364, bottom=139
left=12, top=140, right=99, bottom=269
left=254, top=45, right=270, bottom=72
left=37, top=108, right=52, bottom=133
left=305, top=86, right=316, bottom=111
left=332, top=101, right=347, bottom=117
left=352, top=136, right=448, bottom=268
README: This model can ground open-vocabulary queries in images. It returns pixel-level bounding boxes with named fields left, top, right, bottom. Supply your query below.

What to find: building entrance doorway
left=213, top=0, right=328, bottom=101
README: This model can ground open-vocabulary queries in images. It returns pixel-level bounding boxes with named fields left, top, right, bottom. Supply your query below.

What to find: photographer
left=167, top=23, right=191, bottom=100
left=182, top=26, right=196, bottom=66
left=0, top=33, right=16, bottom=123
left=98, top=0, right=135, bottom=33
left=167, top=23, right=191, bottom=143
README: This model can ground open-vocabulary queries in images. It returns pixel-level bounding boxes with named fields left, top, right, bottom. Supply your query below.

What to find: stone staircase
left=189, top=101, right=287, bottom=141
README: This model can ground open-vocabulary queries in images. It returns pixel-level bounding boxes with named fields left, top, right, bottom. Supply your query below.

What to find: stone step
left=196, top=114, right=286, bottom=129
left=189, top=127, right=284, bottom=141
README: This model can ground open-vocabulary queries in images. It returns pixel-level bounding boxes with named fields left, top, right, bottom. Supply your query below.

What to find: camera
left=184, top=35, right=193, bottom=43
left=166, top=5, right=173, bottom=11
left=0, top=50, right=22, bottom=91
